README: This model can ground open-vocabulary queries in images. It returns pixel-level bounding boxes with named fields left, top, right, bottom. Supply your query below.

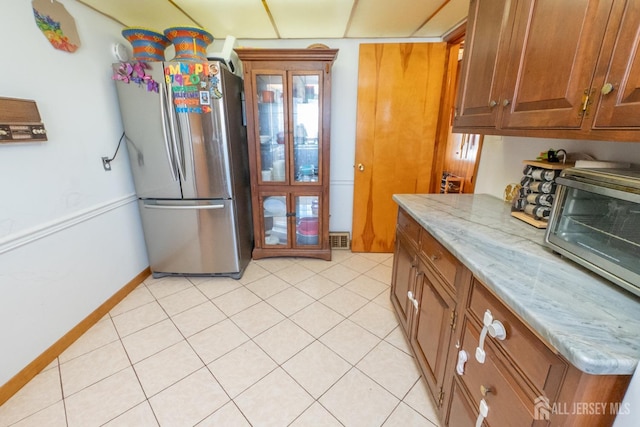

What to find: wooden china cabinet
left=236, top=48, right=338, bottom=260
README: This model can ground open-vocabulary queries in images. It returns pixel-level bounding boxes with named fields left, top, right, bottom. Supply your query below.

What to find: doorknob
left=357, top=163, right=365, bottom=172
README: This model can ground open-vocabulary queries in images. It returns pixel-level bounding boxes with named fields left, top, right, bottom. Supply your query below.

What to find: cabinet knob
left=488, top=100, right=498, bottom=108
left=480, top=385, right=493, bottom=396
left=503, top=99, right=511, bottom=107
left=357, top=163, right=365, bottom=172
left=601, top=82, right=614, bottom=95
left=488, top=319, right=507, bottom=340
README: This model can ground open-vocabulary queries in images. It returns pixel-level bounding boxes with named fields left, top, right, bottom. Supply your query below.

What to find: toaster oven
left=545, top=168, right=640, bottom=297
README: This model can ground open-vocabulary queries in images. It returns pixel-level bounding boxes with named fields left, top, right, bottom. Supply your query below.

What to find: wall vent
left=329, top=232, right=350, bottom=250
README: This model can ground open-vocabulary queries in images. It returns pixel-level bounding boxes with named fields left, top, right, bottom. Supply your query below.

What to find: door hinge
left=450, top=310, right=457, bottom=330
left=579, top=88, right=595, bottom=117
left=438, top=387, right=445, bottom=407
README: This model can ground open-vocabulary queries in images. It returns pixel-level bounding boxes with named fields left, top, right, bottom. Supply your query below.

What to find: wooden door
left=500, top=0, right=614, bottom=129
left=453, top=0, right=515, bottom=129
left=351, top=43, right=447, bottom=253
left=442, top=133, right=483, bottom=193
left=593, top=0, right=640, bottom=128
left=440, top=36, right=485, bottom=194
left=411, top=260, right=456, bottom=409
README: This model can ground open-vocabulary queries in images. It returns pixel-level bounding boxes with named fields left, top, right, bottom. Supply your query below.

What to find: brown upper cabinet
left=454, top=0, right=640, bottom=142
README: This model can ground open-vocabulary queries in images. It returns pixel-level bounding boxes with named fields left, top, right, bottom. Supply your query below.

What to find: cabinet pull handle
left=456, top=350, right=468, bottom=375
left=407, top=291, right=419, bottom=311
left=475, top=309, right=508, bottom=363
left=475, top=399, right=489, bottom=427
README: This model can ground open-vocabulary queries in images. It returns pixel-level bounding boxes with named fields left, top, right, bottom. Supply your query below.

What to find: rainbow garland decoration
left=33, top=8, right=78, bottom=53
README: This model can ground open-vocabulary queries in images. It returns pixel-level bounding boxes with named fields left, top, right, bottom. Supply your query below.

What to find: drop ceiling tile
left=174, top=0, right=278, bottom=39
left=78, top=0, right=197, bottom=31
left=414, top=0, right=469, bottom=37
left=267, top=0, right=355, bottom=38
left=347, top=0, right=444, bottom=38
left=78, top=0, right=470, bottom=40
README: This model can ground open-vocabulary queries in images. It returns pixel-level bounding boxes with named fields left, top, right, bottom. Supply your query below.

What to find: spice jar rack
left=511, top=160, right=574, bottom=228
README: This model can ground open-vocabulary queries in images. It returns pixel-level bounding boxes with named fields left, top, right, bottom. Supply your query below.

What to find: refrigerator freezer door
left=138, top=199, right=242, bottom=276
left=113, top=62, right=182, bottom=199
left=166, top=61, right=234, bottom=199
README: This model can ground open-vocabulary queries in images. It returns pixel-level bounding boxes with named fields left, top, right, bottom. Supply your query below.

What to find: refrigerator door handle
left=165, top=84, right=187, bottom=180
left=143, top=203, right=225, bottom=210
left=159, top=83, right=179, bottom=182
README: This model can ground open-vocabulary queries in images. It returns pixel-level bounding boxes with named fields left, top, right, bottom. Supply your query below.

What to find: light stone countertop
left=393, top=193, right=640, bottom=376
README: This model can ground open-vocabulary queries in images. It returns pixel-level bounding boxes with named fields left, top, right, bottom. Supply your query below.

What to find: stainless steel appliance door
left=546, top=180, right=640, bottom=296
left=166, top=61, right=233, bottom=199
left=113, top=62, right=182, bottom=199
left=138, top=199, right=241, bottom=275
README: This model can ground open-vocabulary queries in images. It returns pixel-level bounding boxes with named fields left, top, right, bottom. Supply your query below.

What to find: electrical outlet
left=101, top=157, right=112, bottom=171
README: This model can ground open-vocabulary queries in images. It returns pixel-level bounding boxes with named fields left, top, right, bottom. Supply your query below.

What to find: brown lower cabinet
left=447, top=376, right=479, bottom=426
left=391, top=207, right=631, bottom=426
left=410, top=257, right=458, bottom=409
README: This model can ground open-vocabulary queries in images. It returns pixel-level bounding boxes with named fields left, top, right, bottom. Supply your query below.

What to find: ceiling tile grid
left=78, top=0, right=468, bottom=40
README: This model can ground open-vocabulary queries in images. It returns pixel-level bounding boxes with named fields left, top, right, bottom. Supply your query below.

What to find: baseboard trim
left=0, top=266, right=151, bottom=406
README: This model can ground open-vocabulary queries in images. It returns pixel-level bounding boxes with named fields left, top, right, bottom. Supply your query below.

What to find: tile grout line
left=4, top=252, right=434, bottom=426
left=106, top=305, right=161, bottom=427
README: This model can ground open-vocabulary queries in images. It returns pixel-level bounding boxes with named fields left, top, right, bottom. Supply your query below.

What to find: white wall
left=0, top=0, right=148, bottom=385
left=475, top=135, right=640, bottom=199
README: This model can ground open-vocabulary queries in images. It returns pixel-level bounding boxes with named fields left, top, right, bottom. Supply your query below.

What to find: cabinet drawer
left=468, top=279, right=567, bottom=395
left=397, top=208, right=421, bottom=245
left=457, top=320, right=534, bottom=426
left=420, top=231, right=460, bottom=287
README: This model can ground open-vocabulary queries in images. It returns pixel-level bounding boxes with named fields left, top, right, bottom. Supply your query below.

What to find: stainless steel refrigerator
left=113, top=60, right=252, bottom=279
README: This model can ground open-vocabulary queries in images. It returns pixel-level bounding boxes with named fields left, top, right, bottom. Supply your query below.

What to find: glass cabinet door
left=292, top=73, right=321, bottom=184
left=262, top=194, right=288, bottom=247
left=256, top=74, right=286, bottom=183
left=295, top=195, right=320, bottom=247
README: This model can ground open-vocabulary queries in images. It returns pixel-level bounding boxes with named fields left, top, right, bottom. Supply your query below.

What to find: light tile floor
left=0, top=251, right=440, bottom=427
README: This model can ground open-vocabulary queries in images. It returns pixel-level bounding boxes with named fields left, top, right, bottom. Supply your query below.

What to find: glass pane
left=292, top=74, right=320, bottom=183
left=552, top=188, right=640, bottom=276
left=296, top=195, right=319, bottom=246
left=257, top=75, right=285, bottom=183
left=263, top=195, right=288, bottom=246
